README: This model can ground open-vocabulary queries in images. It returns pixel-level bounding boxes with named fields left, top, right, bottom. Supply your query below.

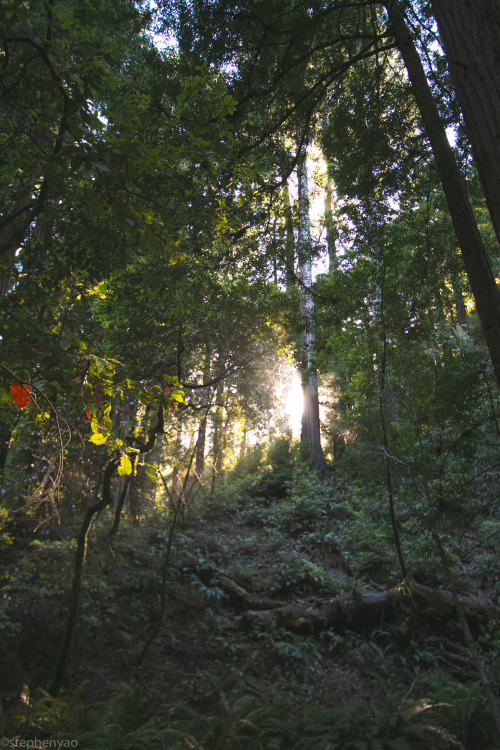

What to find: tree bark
left=236, top=583, right=500, bottom=635
left=195, top=416, right=207, bottom=480
left=324, top=178, right=338, bottom=272
left=384, top=0, right=500, bottom=388
left=431, top=0, right=500, bottom=247
left=194, top=349, right=211, bottom=481
left=50, top=457, right=119, bottom=696
left=211, top=377, right=225, bottom=492
left=108, top=475, right=132, bottom=538
left=285, top=184, right=296, bottom=290
left=297, top=138, right=326, bottom=470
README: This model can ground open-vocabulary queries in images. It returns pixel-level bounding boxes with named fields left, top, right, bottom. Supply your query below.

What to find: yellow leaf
left=118, top=454, right=132, bottom=476
left=89, top=432, right=108, bottom=445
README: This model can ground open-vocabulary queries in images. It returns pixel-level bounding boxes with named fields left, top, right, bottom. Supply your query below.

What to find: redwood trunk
left=384, top=0, right=500, bottom=388
left=324, top=179, right=338, bottom=272
left=431, top=0, right=500, bottom=247
left=297, top=138, right=326, bottom=470
left=285, top=185, right=296, bottom=290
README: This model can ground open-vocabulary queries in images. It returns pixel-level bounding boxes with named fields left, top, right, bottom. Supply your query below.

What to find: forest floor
left=2, top=472, right=499, bottom=749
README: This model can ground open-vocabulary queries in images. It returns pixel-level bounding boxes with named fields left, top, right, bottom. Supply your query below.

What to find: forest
left=1, top=0, right=500, bottom=747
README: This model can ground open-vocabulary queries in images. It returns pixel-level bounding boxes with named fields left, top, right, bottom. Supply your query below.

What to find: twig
left=398, top=673, right=423, bottom=712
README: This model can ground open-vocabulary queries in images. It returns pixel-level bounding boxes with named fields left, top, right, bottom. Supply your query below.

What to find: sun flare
left=283, top=369, right=303, bottom=438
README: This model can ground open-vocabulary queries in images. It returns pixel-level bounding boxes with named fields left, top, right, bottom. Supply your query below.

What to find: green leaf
left=171, top=391, right=185, bottom=403
left=117, top=454, right=132, bottom=476
left=89, top=432, right=108, bottom=445
left=144, top=465, right=158, bottom=486
left=56, top=9, right=74, bottom=22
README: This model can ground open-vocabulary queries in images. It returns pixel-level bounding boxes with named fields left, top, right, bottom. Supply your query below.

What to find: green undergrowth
left=7, top=669, right=493, bottom=750
left=1, top=443, right=499, bottom=748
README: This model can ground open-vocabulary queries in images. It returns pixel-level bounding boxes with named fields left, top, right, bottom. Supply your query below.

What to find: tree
left=0, top=0, right=147, bottom=289
left=430, top=0, right=500, bottom=247
left=296, top=137, right=325, bottom=471
left=324, top=177, right=338, bottom=273
left=383, top=0, right=500, bottom=388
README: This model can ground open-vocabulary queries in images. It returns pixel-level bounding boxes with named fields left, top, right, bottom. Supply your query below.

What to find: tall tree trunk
left=378, top=277, right=407, bottom=580
left=108, top=476, right=132, bottom=538
left=285, top=185, right=296, bottom=290
left=211, top=378, right=225, bottom=492
left=297, top=138, right=326, bottom=471
left=194, top=349, right=211, bottom=481
left=384, top=0, right=500, bottom=389
left=324, top=179, right=338, bottom=273
left=50, top=457, right=119, bottom=696
left=195, top=416, right=207, bottom=481
left=431, top=0, right=500, bottom=247
left=450, top=240, right=468, bottom=326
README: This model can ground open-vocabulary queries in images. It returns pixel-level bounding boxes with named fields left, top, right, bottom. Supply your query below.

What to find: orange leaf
left=86, top=406, right=92, bottom=420
left=11, top=382, right=31, bottom=410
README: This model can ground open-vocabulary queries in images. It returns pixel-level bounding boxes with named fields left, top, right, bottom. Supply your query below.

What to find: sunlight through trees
left=1, top=0, right=500, bottom=744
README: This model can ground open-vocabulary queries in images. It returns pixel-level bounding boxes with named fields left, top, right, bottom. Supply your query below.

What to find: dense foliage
left=1, top=0, right=499, bottom=747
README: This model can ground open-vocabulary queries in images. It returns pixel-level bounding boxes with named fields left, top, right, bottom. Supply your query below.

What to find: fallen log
left=238, top=589, right=406, bottom=634
left=234, top=584, right=500, bottom=636
left=411, top=582, right=500, bottom=619
left=217, top=574, right=278, bottom=610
